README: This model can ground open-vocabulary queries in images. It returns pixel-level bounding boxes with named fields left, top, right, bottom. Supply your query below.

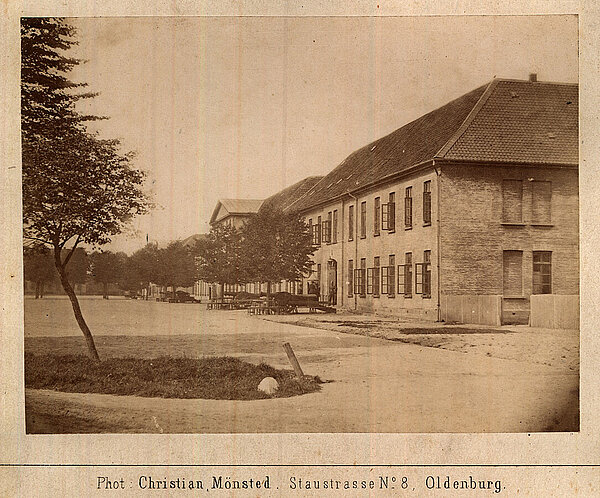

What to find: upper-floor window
left=502, top=179, right=523, bottom=223
left=532, top=181, right=552, bottom=224
left=382, top=192, right=396, bottom=232
left=533, top=251, right=552, bottom=294
left=374, top=197, right=381, bottom=236
left=348, top=205, right=354, bottom=241
left=322, top=212, right=332, bottom=244
left=360, top=201, right=367, bottom=238
left=423, top=181, right=432, bottom=226
left=404, top=187, right=413, bottom=229
left=311, top=216, right=321, bottom=246
left=332, top=209, right=338, bottom=243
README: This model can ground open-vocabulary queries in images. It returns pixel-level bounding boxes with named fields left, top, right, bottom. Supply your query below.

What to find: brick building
left=288, top=76, right=578, bottom=327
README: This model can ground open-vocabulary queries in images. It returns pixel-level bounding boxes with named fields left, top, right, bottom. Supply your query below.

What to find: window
left=416, top=250, right=432, bottom=298
left=503, top=250, right=523, bottom=296
left=533, top=251, right=552, bottom=294
left=322, top=215, right=331, bottom=244
left=532, top=181, right=552, bottom=224
left=405, top=187, right=413, bottom=229
left=366, top=268, right=374, bottom=294
left=311, top=222, right=321, bottom=246
left=423, top=181, right=432, bottom=226
left=398, top=253, right=413, bottom=297
left=332, top=209, right=338, bottom=243
left=354, top=258, right=366, bottom=296
left=502, top=180, right=523, bottom=223
left=388, top=255, right=395, bottom=297
left=348, top=260, right=354, bottom=297
left=373, top=257, right=380, bottom=297
left=360, top=201, right=367, bottom=238
left=374, top=197, right=381, bottom=236
left=348, top=205, right=354, bottom=241
left=382, top=192, right=396, bottom=232
left=381, top=265, right=389, bottom=294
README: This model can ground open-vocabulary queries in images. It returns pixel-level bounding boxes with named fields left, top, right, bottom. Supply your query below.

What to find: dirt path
left=24, top=299, right=579, bottom=433
left=26, top=337, right=578, bottom=433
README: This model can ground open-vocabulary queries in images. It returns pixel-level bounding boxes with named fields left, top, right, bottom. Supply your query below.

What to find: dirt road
left=24, top=297, right=578, bottom=433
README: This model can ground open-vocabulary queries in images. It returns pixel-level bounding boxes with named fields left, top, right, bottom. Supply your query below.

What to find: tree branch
left=23, top=235, right=52, bottom=246
left=62, top=234, right=81, bottom=267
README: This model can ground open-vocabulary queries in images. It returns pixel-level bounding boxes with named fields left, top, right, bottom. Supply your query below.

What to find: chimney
left=529, top=73, right=537, bottom=82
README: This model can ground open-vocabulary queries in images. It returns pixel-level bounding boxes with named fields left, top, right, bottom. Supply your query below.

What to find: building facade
left=289, top=76, right=578, bottom=326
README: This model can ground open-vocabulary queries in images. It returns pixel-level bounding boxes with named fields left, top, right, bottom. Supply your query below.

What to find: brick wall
left=439, top=163, right=579, bottom=298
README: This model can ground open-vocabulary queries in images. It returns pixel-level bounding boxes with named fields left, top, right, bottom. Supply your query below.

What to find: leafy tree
left=21, top=18, right=150, bottom=360
left=193, top=224, right=244, bottom=301
left=153, top=241, right=197, bottom=299
left=126, top=244, right=161, bottom=297
left=241, top=209, right=315, bottom=298
left=23, top=245, right=56, bottom=298
left=89, top=250, right=124, bottom=299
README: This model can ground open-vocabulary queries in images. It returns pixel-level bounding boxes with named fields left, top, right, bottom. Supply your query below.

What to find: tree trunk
left=172, top=284, right=176, bottom=300
left=53, top=246, right=100, bottom=361
left=220, top=282, right=224, bottom=303
left=40, top=281, right=44, bottom=298
left=35, top=281, right=40, bottom=299
left=103, top=282, right=108, bottom=299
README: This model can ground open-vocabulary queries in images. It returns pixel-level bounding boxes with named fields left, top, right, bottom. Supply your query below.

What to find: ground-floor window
left=398, top=253, right=413, bottom=297
left=533, top=251, right=552, bottom=294
left=416, top=250, right=432, bottom=298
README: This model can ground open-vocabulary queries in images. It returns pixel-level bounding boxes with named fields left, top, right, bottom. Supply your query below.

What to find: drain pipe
left=348, top=191, right=359, bottom=311
left=434, top=161, right=442, bottom=322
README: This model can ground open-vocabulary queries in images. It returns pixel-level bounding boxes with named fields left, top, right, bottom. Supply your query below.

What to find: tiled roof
left=441, top=79, right=578, bottom=164
left=259, top=176, right=323, bottom=213
left=292, top=78, right=578, bottom=212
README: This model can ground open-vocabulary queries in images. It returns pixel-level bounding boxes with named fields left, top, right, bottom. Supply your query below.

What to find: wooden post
left=283, top=342, right=304, bottom=379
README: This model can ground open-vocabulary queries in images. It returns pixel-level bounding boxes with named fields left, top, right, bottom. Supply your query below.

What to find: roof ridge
left=435, top=79, right=498, bottom=159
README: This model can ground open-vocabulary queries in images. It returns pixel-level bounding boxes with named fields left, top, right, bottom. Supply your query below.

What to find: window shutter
left=388, top=265, right=395, bottom=296
left=532, top=181, right=552, bottom=224
left=388, top=202, right=395, bottom=231
left=405, top=196, right=413, bottom=228
left=502, top=180, right=523, bottom=223
left=503, top=250, right=523, bottom=296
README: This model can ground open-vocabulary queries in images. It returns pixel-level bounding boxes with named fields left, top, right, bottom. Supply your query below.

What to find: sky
left=67, top=15, right=578, bottom=253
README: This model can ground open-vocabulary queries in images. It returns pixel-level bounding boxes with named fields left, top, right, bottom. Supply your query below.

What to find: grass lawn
left=25, top=353, right=322, bottom=400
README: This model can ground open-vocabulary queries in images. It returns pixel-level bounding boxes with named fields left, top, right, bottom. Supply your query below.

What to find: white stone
left=258, top=377, right=279, bottom=395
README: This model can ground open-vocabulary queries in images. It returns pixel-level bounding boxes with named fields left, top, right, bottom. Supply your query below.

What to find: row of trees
left=195, top=208, right=315, bottom=299
left=20, top=17, right=314, bottom=360
left=25, top=208, right=315, bottom=301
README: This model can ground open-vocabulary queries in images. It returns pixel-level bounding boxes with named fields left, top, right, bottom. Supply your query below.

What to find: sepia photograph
left=20, top=14, right=579, bottom=435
